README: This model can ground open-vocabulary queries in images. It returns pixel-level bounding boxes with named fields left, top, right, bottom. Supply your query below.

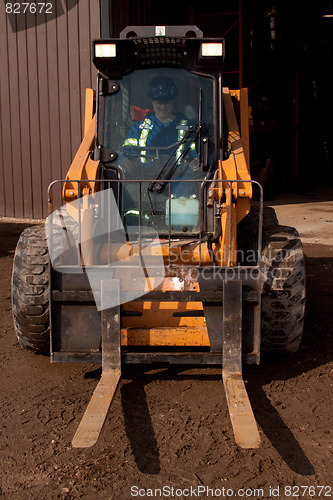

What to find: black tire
left=261, top=224, right=306, bottom=353
left=11, top=225, right=50, bottom=354
left=238, top=206, right=306, bottom=353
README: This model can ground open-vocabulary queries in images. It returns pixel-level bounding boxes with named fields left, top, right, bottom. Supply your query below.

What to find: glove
left=189, top=158, right=200, bottom=171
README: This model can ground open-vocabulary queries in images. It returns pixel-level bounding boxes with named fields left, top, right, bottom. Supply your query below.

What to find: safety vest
left=123, top=114, right=196, bottom=162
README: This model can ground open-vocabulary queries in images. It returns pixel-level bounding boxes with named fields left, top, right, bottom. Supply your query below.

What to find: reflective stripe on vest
left=138, top=118, right=151, bottom=162
left=123, top=137, right=138, bottom=146
left=175, top=119, right=186, bottom=163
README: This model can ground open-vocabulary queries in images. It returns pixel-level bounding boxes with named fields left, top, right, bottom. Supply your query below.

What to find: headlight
left=200, top=43, right=223, bottom=57
left=95, top=44, right=117, bottom=58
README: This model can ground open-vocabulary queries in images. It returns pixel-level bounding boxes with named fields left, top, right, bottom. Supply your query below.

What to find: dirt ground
left=0, top=188, right=332, bottom=500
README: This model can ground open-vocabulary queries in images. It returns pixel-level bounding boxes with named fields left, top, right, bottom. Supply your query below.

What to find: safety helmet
left=147, top=76, right=177, bottom=101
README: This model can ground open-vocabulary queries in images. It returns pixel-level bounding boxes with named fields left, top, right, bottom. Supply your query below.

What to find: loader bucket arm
left=206, top=87, right=252, bottom=266
left=61, top=89, right=100, bottom=207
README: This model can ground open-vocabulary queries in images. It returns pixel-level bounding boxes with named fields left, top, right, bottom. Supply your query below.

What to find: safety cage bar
left=47, top=178, right=263, bottom=270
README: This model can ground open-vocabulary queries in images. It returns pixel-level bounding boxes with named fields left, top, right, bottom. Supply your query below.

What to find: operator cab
left=93, top=28, right=224, bottom=236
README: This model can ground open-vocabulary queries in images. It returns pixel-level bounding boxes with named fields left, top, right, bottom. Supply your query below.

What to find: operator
left=123, top=75, right=197, bottom=161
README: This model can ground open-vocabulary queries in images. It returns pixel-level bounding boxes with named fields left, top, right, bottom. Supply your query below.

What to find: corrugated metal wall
left=0, top=0, right=100, bottom=219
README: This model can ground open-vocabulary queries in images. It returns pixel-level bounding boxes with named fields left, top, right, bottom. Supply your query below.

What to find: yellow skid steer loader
left=12, top=26, right=306, bottom=449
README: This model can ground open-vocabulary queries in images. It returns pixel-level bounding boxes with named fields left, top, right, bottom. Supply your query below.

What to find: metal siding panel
left=46, top=14, right=62, bottom=187
left=8, top=16, right=25, bottom=217
left=57, top=6, right=72, bottom=179
left=17, top=23, right=34, bottom=218
left=89, top=0, right=100, bottom=87
left=27, top=24, right=43, bottom=219
left=68, top=3, right=82, bottom=161
left=79, top=0, right=93, bottom=138
left=36, top=13, right=52, bottom=220
left=0, top=87, right=4, bottom=216
left=0, top=13, right=16, bottom=217
left=0, top=0, right=99, bottom=219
